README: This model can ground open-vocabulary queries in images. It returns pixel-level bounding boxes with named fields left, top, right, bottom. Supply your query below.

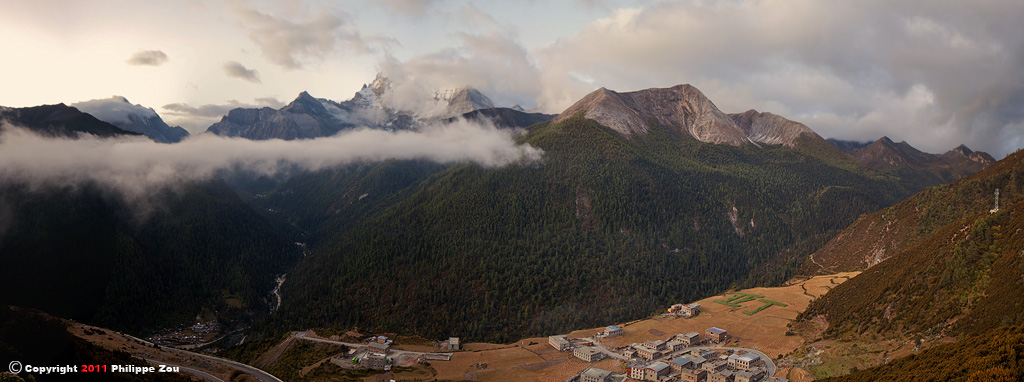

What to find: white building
left=574, top=346, right=605, bottom=362
left=604, top=325, right=624, bottom=337
left=549, top=335, right=570, bottom=351
left=728, top=353, right=760, bottom=370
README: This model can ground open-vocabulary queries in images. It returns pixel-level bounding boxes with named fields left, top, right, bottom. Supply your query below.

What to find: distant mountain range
left=206, top=74, right=506, bottom=140
left=72, top=96, right=189, bottom=143
left=0, top=104, right=299, bottom=332
left=828, top=136, right=995, bottom=187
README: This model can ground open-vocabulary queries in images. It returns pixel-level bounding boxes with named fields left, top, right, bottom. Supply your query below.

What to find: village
left=550, top=303, right=789, bottom=382
left=258, top=273, right=855, bottom=381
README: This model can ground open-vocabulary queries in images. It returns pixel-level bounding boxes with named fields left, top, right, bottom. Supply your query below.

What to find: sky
left=1, top=0, right=1022, bottom=157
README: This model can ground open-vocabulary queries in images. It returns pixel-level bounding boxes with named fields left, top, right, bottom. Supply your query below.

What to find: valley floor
left=59, top=272, right=857, bottom=382
left=339, top=272, right=856, bottom=381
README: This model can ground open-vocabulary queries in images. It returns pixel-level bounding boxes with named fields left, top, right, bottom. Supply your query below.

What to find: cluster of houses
left=667, top=303, right=702, bottom=318
left=559, top=324, right=789, bottom=382
left=629, top=349, right=772, bottom=382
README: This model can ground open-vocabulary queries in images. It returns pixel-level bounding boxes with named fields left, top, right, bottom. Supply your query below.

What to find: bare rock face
left=438, top=88, right=495, bottom=119
left=206, top=92, right=352, bottom=140
left=553, top=85, right=818, bottom=147
left=728, top=109, right=821, bottom=148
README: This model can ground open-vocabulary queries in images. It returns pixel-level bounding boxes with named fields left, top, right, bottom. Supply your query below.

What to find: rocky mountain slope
left=551, top=85, right=822, bottom=147
left=206, top=91, right=356, bottom=140
left=72, top=96, right=189, bottom=143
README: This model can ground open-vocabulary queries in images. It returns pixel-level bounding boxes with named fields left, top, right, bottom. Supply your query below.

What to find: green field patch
left=714, top=300, right=741, bottom=307
left=742, top=299, right=789, bottom=315
left=716, top=293, right=767, bottom=308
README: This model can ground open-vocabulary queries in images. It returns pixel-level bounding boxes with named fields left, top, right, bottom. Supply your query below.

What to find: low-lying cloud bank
left=0, top=119, right=542, bottom=197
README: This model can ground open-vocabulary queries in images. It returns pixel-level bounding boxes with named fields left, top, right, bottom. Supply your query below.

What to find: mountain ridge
left=206, top=74, right=499, bottom=140
left=551, top=85, right=826, bottom=148
left=72, top=96, right=189, bottom=143
left=0, top=103, right=140, bottom=138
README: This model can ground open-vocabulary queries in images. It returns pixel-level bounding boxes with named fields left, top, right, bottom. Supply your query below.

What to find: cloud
left=380, top=31, right=542, bottom=111
left=125, top=50, right=168, bottom=66
left=376, top=0, right=441, bottom=18
left=532, top=0, right=1024, bottom=157
left=72, top=96, right=158, bottom=125
left=0, top=119, right=542, bottom=199
left=223, top=61, right=262, bottom=83
left=457, top=3, right=499, bottom=30
left=229, top=1, right=387, bottom=68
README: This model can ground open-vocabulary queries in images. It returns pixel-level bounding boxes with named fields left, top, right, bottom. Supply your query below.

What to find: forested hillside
left=268, top=115, right=922, bottom=342
left=0, top=180, right=301, bottom=332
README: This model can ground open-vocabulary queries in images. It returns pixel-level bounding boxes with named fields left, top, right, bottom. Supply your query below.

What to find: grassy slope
left=799, top=149, right=1024, bottom=340
left=800, top=150, right=1018, bottom=274
left=822, top=324, right=1024, bottom=382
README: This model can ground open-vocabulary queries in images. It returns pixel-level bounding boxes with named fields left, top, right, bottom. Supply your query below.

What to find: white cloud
left=380, top=31, right=542, bottom=110
left=229, top=1, right=385, bottom=68
left=0, top=119, right=542, bottom=199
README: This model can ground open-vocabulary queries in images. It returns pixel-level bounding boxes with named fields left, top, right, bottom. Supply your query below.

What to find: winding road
left=293, top=331, right=452, bottom=359
left=126, top=334, right=284, bottom=382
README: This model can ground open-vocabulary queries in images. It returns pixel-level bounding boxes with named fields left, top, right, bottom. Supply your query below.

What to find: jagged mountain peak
left=947, top=144, right=973, bottom=156
left=281, top=91, right=330, bottom=115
